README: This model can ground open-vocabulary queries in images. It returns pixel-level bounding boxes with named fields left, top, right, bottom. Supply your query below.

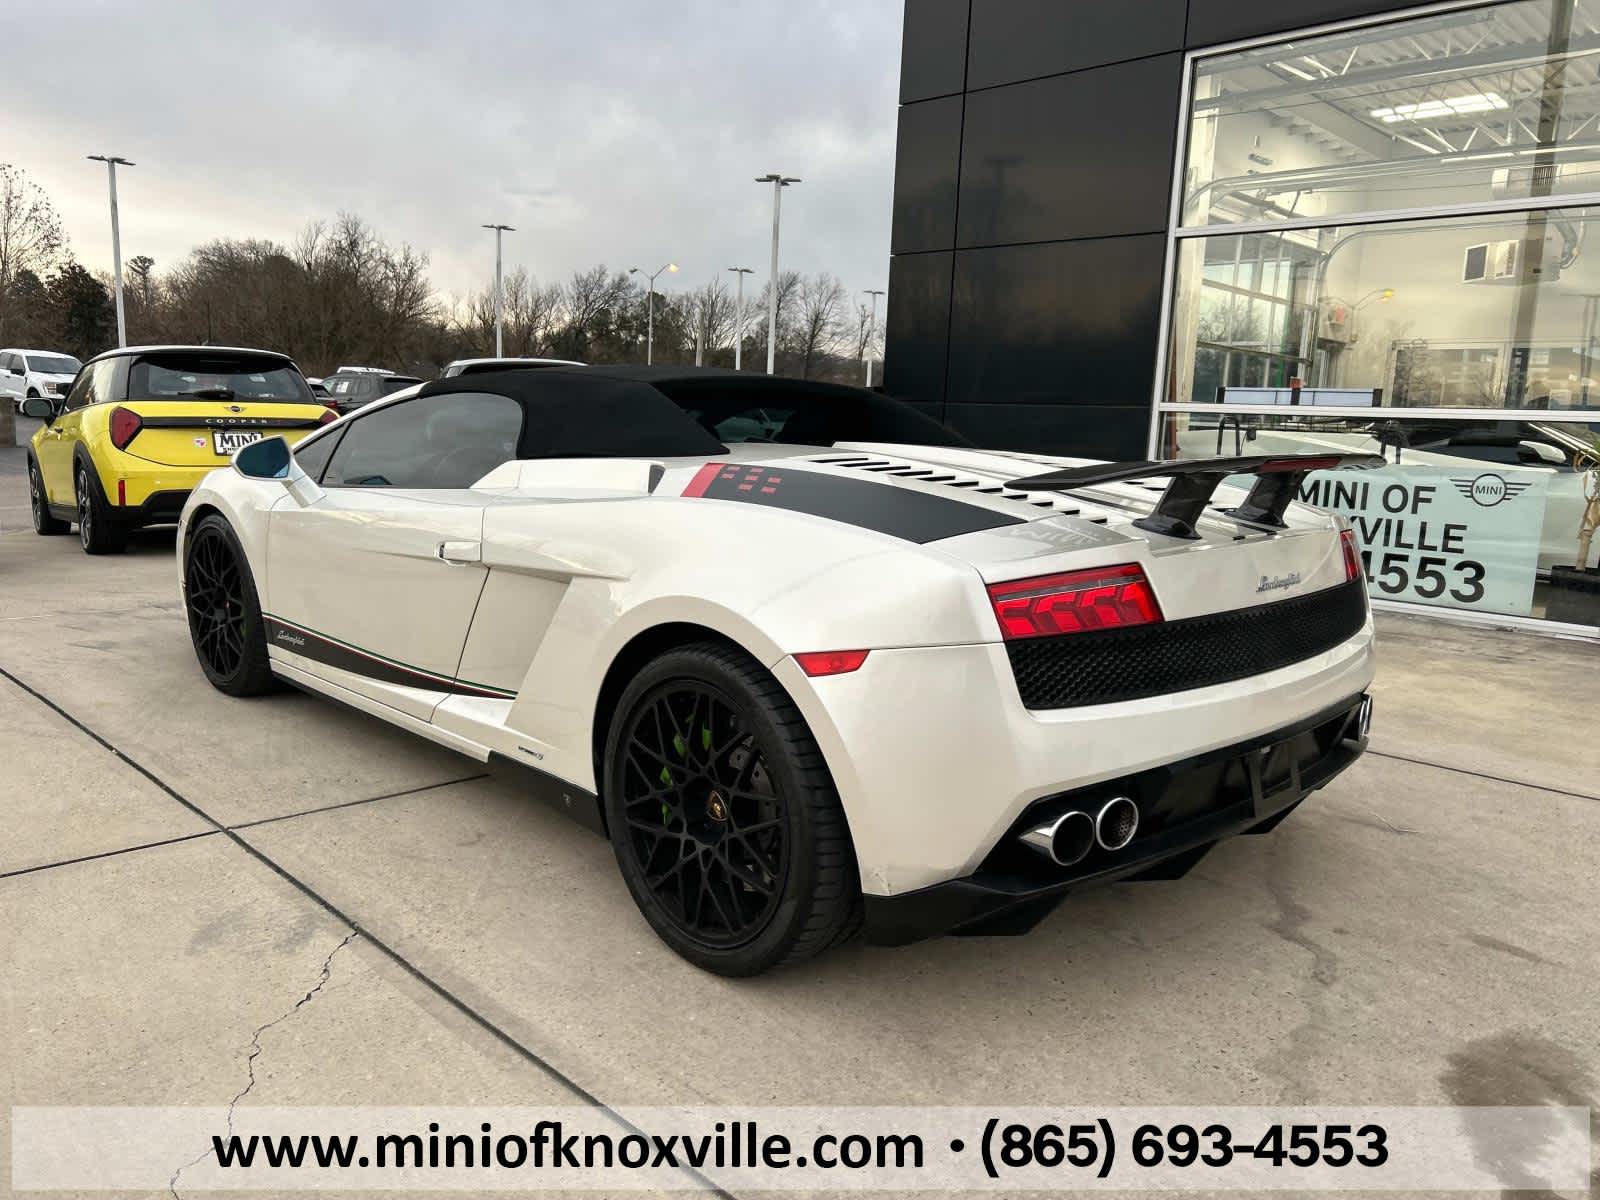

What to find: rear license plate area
left=213, top=429, right=263, bottom=456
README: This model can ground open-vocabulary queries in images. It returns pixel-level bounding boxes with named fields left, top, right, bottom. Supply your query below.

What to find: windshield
left=128, top=353, right=314, bottom=403
left=25, top=353, right=80, bottom=375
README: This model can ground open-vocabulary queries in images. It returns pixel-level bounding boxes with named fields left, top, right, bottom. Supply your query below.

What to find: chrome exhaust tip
left=1094, top=796, right=1139, bottom=851
left=1020, top=809, right=1096, bottom=867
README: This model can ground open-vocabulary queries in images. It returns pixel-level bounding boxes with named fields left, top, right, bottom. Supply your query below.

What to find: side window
left=291, top=427, right=344, bottom=482
left=1, top=353, right=16, bottom=373
left=64, top=363, right=102, bottom=410
left=323, top=392, right=523, bottom=489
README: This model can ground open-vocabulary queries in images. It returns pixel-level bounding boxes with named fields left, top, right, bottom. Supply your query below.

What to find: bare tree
left=465, top=267, right=562, bottom=358
left=0, top=164, right=68, bottom=345
left=552, top=265, right=634, bottom=361
left=793, top=273, right=848, bottom=379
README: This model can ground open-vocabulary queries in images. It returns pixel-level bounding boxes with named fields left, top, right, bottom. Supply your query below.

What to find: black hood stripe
left=681, top=462, right=1024, bottom=543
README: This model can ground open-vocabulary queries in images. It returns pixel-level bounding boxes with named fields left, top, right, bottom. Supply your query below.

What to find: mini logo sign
left=1451, top=473, right=1532, bottom=508
left=1257, top=571, right=1302, bottom=593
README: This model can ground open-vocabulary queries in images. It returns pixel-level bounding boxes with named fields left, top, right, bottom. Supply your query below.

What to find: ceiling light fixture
left=1371, top=92, right=1509, bottom=123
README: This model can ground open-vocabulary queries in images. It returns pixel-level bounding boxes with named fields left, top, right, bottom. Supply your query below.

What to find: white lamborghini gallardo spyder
left=178, top=366, right=1379, bottom=975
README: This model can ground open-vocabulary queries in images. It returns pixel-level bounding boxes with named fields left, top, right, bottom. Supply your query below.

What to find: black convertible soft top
left=417, top=368, right=727, bottom=459
left=420, top=365, right=968, bottom=454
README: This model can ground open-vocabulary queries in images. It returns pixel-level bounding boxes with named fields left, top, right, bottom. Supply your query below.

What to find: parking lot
left=2, top=417, right=1598, bottom=1195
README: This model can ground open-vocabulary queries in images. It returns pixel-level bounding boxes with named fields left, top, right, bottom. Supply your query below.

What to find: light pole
left=628, top=262, right=677, bottom=364
left=727, top=267, right=753, bottom=369
left=87, top=155, right=134, bottom=347
left=482, top=224, right=514, bottom=357
left=755, top=174, right=800, bottom=374
left=862, top=288, right=885, bottom=387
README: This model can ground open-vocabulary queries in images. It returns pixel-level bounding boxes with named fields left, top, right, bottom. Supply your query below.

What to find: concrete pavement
left=2, top=440, right=1597, bottom=1197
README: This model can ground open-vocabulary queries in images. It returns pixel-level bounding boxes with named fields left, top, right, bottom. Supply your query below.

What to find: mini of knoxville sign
left=1298, top=465, right=1550, bottom=617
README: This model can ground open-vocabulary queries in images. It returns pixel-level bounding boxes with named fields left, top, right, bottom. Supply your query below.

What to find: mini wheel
left=74, top=464, right=126, bottom=555
left=28, top=459, right=69, bottom=535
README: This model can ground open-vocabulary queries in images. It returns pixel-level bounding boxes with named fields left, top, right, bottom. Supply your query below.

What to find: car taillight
left=987, top=564, right=1163, bottom=640
left=794, top=650, right=870, bottom=677
left=1340, top=528, right=1363, bottom=583
left=109, top=406, right=142, bottom=450
left=318, top=407, right=339, bottom=425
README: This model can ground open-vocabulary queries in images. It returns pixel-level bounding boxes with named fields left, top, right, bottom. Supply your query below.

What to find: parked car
left=175, top=365, right=1377, bottom=975
left=1, top=349, right=82, bottom=411
left=440, top=357, right=585, bottom=378
left=322, top=368, right=424, bottom=415
left=22, top=345, right=335, bottom=554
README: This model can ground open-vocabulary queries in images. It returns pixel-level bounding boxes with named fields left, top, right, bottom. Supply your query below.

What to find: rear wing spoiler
left=1008, top=453, right=1385, bottom=540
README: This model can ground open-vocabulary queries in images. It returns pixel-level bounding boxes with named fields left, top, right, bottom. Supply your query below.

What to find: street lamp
left=755, top=174, right=800, bottom=375
left=629, top=262, right=677, bottom=365
left=862, top=288, right=885, bottom=387
left=87, top=155, right=134, bottom=347
left=482, top=224, right=514, bottom=357
left=727, top=267, right=753, bottom=370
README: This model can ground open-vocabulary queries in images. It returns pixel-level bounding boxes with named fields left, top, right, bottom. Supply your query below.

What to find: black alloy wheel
left=603, top=643, right=862, bottom=976
left=74, top=465, right=125, bottom=554
left=29, top=460, right=68, bottom=535
left=184, top=514, right=275, bottom=696
left=618, top=681, right=790, bottom=948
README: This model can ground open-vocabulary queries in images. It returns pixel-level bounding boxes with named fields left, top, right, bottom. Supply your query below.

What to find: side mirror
left=233, top=436, right=324, bottom=507
left=20, top=396, right=56, bottom=421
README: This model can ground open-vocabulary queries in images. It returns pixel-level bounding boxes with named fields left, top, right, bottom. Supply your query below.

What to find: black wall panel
left=957, top=54, right=1182, bottom=247
left=891, top=96, right=964, bottom=254
left=944, top=402, right=1150, bottom=459
left=883, top=251, right=955, bottom=408
left=966, top=0, right=1187, bottom=91
left=1187, top=0, right=1414, bottom=47
left=945, top=235, right=1167, bottom=408
left=900, top=0, right=971, bottom=102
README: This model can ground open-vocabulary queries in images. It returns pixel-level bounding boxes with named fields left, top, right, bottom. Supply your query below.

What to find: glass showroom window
left=1162, top=0, right=1600, bottom=633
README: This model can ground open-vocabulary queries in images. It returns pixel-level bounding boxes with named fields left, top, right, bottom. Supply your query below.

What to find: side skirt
left=273, top=663, right=606, bottom=836
left=273, top=660, right=493, bottom=761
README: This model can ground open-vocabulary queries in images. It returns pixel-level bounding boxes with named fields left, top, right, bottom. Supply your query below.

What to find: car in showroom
left=176, top=366, right=1378, bottom=975
left=1, top=348, right=82, bottom=410
left=23, top=345, right=336, bottom=554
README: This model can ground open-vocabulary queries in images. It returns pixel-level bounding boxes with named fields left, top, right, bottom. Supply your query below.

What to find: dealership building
left=885, top=0, right=1600, bottom=636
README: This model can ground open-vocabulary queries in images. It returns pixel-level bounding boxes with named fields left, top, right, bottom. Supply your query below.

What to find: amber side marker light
left=987, top=564, right=1163, bottom=640
left=795, top=650, right=870, bottom=677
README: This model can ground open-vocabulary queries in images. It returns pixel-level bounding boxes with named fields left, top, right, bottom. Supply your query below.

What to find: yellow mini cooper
left=23, top=345, right=337, bottom=554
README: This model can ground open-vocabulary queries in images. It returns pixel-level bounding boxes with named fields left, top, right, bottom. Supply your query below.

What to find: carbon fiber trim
left=1005, top=579, right=1368, bottom=710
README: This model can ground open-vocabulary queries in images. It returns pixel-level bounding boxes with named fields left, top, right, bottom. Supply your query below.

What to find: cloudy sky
left=3, top=0, right=902, bottom=307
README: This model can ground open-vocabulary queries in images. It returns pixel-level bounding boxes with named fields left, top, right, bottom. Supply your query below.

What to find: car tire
left=602, top=641, right=862, bottom=976
left=74, top=464, right=126, bottom=555
left=28, top=459, right=69, bottom=536
left=184, top=514, right=276, bottom=697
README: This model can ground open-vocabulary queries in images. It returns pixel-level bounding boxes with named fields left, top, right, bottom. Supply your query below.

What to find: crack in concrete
left=1256, top=844, right=1342, bottom=1104
left=168, top=930, right=359, bottom=1198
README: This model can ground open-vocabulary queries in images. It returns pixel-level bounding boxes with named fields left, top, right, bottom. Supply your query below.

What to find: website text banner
left=10, top=1105, right=1591, bottom=1191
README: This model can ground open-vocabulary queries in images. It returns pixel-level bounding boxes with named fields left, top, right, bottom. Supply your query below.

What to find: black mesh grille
left=1006, top=579, right=1368, bottom=710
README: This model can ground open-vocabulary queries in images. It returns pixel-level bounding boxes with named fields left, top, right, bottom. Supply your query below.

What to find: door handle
left=436, top=540, right=482, bottom=565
